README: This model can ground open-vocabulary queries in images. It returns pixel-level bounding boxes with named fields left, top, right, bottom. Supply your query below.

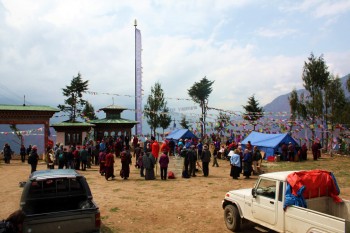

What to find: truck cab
left=223, top=171, right=291, bottom=232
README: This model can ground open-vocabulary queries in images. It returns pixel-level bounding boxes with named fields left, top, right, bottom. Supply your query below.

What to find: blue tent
left=241, top=132, right=299, bottom=159
left=165, top=129, right=197, bottom=141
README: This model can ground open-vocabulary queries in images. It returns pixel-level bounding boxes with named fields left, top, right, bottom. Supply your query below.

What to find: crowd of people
left=1, top=133, right=325, bottom=183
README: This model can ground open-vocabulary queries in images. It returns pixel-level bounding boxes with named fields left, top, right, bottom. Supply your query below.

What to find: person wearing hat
left=28, top=145, right=39, bottom=173
left=201, top=144, right=211, bottom=177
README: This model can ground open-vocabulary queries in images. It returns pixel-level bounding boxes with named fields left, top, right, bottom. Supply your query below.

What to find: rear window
left=28, top=178, right=84, bottom=197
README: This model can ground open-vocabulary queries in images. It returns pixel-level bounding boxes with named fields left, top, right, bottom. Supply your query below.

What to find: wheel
left=224, top=204, right=241, bottom=232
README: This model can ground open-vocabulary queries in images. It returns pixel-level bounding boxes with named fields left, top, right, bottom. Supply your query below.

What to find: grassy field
left=0, top=152, right=349, bottom=232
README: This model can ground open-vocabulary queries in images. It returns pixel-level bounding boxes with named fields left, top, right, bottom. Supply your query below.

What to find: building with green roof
left=90, top=104, right=138, bottom=141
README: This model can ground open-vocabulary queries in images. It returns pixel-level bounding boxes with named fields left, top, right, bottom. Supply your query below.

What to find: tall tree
left=159, top=106, right=172, bottom=136
left=297, top=93, right=308, bottom=119
left=346, top=74, right=350, bottom=92
left=188, top=76, right=214, bottom=138
left=302, top=53, right=330, bottom=140
left=57, top=73, right=89, bottom=122
left=144, top=82, right=167, bottom=136
left=288, top=89, right=299, bottom=133
left=82, top=101, right=98, bottom=122
left=242, top=95, right=263, bottom=131
left=325, top=75, right=347, bottom=151
left=180, top=115, right=189, bottom=129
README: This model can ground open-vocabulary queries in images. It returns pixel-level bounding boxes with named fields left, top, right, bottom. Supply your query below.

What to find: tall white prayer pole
left=134, top=19, right=142, bottom=136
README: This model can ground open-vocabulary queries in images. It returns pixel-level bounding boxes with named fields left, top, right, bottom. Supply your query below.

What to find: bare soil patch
left=0, top=153, right=349, bottom=232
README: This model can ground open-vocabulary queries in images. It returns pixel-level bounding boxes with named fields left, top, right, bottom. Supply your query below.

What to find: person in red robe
left=99, top=150, right=106, bottom=176
left=120, top=148, right=132, bottom=180
left=105, top=149, right=115, bottom=180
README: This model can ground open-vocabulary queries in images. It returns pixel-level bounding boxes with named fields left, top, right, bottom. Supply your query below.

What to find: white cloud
left=0, top=0, right=349, bottom=129
left=282, top=0, right=350, bottom=18
left=313, top=1, right=350, bottom=18
left=256, top=27, right=298, bottom=38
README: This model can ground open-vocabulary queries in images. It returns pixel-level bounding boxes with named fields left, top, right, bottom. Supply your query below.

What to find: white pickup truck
left=222, top=171, right=350, bottom=233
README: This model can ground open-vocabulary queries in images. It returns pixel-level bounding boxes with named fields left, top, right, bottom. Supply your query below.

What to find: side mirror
left=251, top=188, right=257, bottom=198
left=19, top=181, right=26, bottom=188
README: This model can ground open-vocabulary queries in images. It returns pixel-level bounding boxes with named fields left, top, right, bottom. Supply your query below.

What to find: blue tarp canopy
left=241, top=132, right=299, bottom=159
left=165, top=129, right=197, bottom=141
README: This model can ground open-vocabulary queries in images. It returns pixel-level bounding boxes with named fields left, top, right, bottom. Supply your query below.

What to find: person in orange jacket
left=151, top=136, right=160, bottom=161
left=151, top=136, right=160, bottom=175
left=160, top=140, right=170, bottom=156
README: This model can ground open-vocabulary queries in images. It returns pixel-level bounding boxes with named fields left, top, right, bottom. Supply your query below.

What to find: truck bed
left=285, top=197, right=350, bottom=233
left=23, top=207, right=100, bottom=233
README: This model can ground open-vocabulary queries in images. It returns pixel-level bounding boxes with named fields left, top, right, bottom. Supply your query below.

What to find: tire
left=224, top=204, right=241, bottom=232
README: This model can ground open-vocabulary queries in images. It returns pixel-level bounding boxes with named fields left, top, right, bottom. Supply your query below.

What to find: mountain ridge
left=264, top=74, right=350, bottom=113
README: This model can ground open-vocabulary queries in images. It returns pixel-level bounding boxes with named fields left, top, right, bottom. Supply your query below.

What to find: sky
left=1, top=0, right=350, bottom=126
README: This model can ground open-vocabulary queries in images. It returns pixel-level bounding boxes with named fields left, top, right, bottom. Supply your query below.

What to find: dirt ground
left=0, top=154, right=349, bottom=233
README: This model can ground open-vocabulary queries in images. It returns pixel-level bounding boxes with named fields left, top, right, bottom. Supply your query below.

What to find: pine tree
left=159, top=107, right=172, bottom=136
left=288, top=89, right=299, bottom=133
left=325, top=75, right=347, bottom=151
left=57, top=73, right=89, bottom=122
left=144, top=82, right=168, bottom=136
left=188, top=76, right=214, bottom=137
left=302, top=53, right=330, bottom=140
left=82, top=101, right=97, bottom=122
left=180, top=115, right=189, bottom=129
left=242, top=95, right=263, bottom=131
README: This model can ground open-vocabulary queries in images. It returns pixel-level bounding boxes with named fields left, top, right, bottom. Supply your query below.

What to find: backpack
left=168, top=171, right=175, bottom=179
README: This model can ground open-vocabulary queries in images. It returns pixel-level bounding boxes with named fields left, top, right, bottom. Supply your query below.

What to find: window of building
left=65, top=132, right=82, bottom=145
